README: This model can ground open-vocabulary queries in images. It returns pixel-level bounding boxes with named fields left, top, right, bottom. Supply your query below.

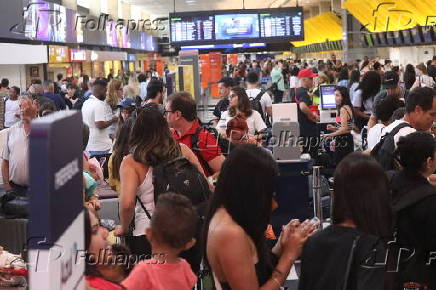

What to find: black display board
left=169, top=7, right=304, bottom=46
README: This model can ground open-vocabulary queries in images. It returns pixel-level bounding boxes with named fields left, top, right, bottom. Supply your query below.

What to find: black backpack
left=142, top=156, right=212, bottom=275
left=249, top=90, right=266, bottom=122
left=371, top=122, right=412, bottom=170
left=152, top=157, right=211, bottom=216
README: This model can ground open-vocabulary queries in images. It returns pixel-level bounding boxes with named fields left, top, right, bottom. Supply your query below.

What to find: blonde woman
left=123, top=85, right=137, bottom=99
left=128, top=71, right=140, bottom=96
left=107, top=80, right=123, bottom=110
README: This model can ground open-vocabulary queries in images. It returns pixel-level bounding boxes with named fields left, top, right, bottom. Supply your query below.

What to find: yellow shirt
left=107, top=154, right=121, bottom=194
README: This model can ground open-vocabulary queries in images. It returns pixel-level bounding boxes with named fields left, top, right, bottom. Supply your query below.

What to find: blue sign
left=127, top=54, right=136, bottom=61
left=28, top=111, right=83, bottom=249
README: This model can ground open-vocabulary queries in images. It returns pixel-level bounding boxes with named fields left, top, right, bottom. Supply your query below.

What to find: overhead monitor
left=215, top=14, right=259, bottom=40
left=170, top=15, right=215, bottom=43
left=180, top=43, right=266, bottom=50
left=169, top=7, right=304, bottom=46
left=259, top=12, right=302, bottom=39
left=320, top=85, right=337, bottom=110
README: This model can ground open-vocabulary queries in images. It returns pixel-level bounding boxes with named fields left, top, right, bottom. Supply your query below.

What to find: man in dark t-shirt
left=213, top=77, right=233, bottom=122
left=295, top=69, right=320, bottom=158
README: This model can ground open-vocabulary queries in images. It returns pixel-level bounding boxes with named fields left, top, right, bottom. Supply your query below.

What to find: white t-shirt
left=81, top=95, right=113, bottom=152
left=414, top=75, right=435, bottom=88
left=246, top=88, right=272, bottom=118
left=4, top=99, right=20, bottom=128
left=349, top=82, right=359, bottom=104
left=380, top=119, right=416, bottom=148
left=367, top=123, right=385, bottom=150
left=289, top=76, right=299, bottom=89
left=352, top=89, right=375, bottom=115
left=2, top=123, right=29, bottom=186
left=217, top=110, right=267, bottom=136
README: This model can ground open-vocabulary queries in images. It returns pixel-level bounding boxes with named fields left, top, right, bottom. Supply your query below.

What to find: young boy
left=122, top=193, right=198, bottom=290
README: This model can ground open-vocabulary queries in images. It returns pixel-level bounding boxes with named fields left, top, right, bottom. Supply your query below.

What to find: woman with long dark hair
left=108, top=118, right=134, bottom=193
left=204, top=144, right=316, bottom=289
left=390, top=132, right=436, bottom=288
left=403, top=64, right=416, bottom=90
left=352, top=71, right=381, bottom=129
left=217, top=86, right=267, bottom=136
left=114, top=105, right=204, bottom=255
left=337, top=67, right=349, bottom=88
left=348, top=70, right=361, bottom=103
left=299, top=153, right=393, bottom=290
left=325, top=86, right=354, bottom=164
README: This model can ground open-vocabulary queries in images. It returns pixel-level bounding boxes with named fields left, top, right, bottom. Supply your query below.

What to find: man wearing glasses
left=165, top=92, right=225, bottom=177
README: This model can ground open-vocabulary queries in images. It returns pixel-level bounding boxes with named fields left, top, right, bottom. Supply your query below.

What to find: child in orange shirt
left=122, top=193, right=198, bottom=290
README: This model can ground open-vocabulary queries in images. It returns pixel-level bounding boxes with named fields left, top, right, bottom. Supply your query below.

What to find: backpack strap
left=136, top=195, right=151, bottom=220
left=388, top=122, right=412, bottom=139
left=254, top=90, right=264, bottom=101
left=190, top=125, right=213, bottom=175
left=342, top=234, right=361, bottom=290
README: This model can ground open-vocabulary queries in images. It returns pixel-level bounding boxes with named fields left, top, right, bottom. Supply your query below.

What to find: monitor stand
left=320, top=110, right=337, bottom=123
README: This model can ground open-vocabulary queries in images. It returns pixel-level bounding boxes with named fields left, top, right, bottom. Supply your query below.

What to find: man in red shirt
left=165, top=92, right=224, bottom=176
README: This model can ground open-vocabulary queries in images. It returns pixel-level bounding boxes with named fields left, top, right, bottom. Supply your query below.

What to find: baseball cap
left=297, top=68, right=318, bottom=78
left=117, top=98, right=136, bottom=109
left=382, top=71, right=399, bottom=89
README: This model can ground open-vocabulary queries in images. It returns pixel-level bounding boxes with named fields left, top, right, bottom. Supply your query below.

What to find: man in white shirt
left=81, top=79, right=118, bottom=156
left=2, top=96, right=37, bottom=193
left=245, top=72, right=272, bottom=124
left=380, top=87, right=436, bottom=148
left=4, top=86, right=21, bottom=128
left=138, top=73, right=148, bottom=101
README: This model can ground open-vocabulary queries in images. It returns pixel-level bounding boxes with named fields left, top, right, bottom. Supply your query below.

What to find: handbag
left=0, top=190, right=28, bottom=218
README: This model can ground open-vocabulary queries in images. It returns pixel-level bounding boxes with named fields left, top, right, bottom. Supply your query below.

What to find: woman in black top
left=299, top=153, right=392, bottom=290
left=390, top=132, right=436, bottom=289
left=325, top=86, right=354, bottom=165
left=353, top=71, right=381, bottom=130
left=204, top=144, right=317, bottom=290
left=403, top=64, right=416, bottom=90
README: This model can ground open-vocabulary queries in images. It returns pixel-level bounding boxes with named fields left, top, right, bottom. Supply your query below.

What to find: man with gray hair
left=28, top=83, right=55, bottom=111
left=2, top=96, right=38, bottom=194
left=42, top=81, right=65, bottom=110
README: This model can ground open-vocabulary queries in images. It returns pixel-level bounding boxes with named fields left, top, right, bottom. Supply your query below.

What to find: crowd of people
left=0, top=53, right=435, bottom=290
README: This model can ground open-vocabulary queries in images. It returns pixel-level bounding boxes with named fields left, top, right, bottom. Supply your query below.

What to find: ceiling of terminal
left=123, top=0, right=314, bottom=17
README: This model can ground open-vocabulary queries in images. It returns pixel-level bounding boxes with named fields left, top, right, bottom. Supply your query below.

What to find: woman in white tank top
left=114, top=105, right=204, bottom=256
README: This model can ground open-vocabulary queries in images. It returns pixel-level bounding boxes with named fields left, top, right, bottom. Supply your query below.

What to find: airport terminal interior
left=0, top=0, right=435, bottom=289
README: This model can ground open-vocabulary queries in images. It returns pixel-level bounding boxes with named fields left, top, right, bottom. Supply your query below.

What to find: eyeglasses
left=163, top=110, right=174, bottom=115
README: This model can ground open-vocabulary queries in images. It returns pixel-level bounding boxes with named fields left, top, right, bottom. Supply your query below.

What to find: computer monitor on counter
left=319, top=84, right=337, bottom=123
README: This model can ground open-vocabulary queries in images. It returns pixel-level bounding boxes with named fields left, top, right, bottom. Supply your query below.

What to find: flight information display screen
left=215, top=14, right=259, bottom=40
left=170, top=15, right=214, bottom=42
left=259, top=12, right=303, bottom=38
left=169, top=7, right=304, bottom=45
